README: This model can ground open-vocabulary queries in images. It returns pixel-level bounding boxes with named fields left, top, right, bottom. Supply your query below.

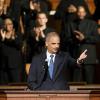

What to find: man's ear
left=45, top=42, right=48, bottom=47
left=46, top=18, right=48, bottom=23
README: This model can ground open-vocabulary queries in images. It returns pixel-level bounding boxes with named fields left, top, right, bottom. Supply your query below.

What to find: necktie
left=49, top=55, right=54, bottom=79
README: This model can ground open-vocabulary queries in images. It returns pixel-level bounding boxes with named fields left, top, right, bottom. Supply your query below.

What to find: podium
left=0, top=90, right=100, bottom=100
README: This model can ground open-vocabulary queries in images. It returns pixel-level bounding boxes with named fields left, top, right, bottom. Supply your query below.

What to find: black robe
left=55, top=0, right=90, bottom=22
left=63, top=18, right=99, bottom=63
left=62, top=18, right=99, bottom=83
left=0, top=33, right=23, bottom=84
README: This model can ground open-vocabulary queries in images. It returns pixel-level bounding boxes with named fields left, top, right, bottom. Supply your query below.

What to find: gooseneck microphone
left=42, top=59, right=48, bottom=81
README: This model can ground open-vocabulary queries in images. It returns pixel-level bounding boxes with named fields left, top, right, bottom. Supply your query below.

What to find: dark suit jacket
left=28, top=50, right=77, bottom=90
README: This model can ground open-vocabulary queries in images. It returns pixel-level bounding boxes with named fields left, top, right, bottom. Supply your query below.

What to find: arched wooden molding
left=48, top=0, right=61, bottom=10
left=85, top=0, right=96, bottom=14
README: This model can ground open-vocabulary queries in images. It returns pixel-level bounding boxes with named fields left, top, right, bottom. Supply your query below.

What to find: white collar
left=46, top=50, right=55, bottom=57
left=46, top=50, right=56, bottom=63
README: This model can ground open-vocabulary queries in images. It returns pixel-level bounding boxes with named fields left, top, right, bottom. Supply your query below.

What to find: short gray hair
left=46, top=32, right=60, bottom=42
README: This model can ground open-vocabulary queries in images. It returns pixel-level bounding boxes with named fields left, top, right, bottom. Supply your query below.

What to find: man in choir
left=62, top=6, right=99, bottom=84
left=54, top=0, right=91, bottom=33
left=26, top=12, right=54, bottom=63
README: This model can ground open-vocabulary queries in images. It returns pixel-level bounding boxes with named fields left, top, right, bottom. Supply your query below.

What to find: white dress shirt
left=46, top=50, right=56, bottom=66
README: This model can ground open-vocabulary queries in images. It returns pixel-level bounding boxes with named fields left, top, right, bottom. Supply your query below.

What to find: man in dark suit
left=27, top=32, right=87, bottom=90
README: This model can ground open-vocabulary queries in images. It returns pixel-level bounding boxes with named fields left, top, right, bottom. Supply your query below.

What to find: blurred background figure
left=93, top=0, right=100, bottom=21
left=21, top=0, right=51, bottom=36
left=93, top=0, right=100, bottom=39
left=0, top=0, right=8, bottom=19
left=54, top=0, right=91, bottom=26
left=26, top=12, right=54, bottom=63
left=0, top=18, right=24, bottom=85
left=62, top=6, right=99, bottom=84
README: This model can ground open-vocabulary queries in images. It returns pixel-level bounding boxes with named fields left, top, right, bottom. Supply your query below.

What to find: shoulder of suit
left=31, top=54, right=42, bottom=61
left=85, top=19, right=97, bottom=24
left=58, top=51, right=70, bottom=57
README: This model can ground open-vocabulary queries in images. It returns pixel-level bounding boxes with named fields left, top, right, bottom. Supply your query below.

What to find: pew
left=70, top=84, right=100, bottom=91
left=0, top=85, right=27, bottom=91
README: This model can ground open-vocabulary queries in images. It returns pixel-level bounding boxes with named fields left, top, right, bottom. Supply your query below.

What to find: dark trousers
left=73, top=64, right=94, bottom=84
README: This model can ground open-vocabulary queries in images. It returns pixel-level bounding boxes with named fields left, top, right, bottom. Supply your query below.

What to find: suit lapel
left=53, top=52, right=64, bottom=80
left=39, top=51, right=64, bottom=81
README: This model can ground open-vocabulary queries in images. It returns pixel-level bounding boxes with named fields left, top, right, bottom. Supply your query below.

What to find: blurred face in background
left=77, top=6, right=86, bottom=20
left=4, top=18, right=14, bottom=32
left=36, top=13, right=48, bottom=26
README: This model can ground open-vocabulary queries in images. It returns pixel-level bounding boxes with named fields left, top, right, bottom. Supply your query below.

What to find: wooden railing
left=0, top=90, right=100, bottom=100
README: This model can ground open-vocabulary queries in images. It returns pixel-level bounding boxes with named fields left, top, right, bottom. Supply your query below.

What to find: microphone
left=42, top=59, right=48, bottom=81
left=43, top=59, right=48, bottom=71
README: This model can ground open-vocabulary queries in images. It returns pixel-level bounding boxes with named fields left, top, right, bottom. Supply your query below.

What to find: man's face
left=77, top=7, right=86, bottom=20
left=37, top=13, right=48, bottom=26
left=46, top=36, right=60, bottom=54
